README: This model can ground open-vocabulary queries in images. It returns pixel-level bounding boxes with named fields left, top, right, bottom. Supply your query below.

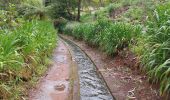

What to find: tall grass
left=0, top=20, right=57, bottom=99
left=107, top=3, right=122, bottom=15
left=64, top=18, right=141, bottom=55
left=139, top=2, right=170, bottom=95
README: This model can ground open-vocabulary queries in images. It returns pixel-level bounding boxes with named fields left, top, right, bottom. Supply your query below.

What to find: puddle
left=61, top=37, right=114, bottom=100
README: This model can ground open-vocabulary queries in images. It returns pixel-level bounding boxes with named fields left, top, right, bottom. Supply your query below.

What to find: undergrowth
left=139, top=2, right=170, bottom=95
left=0, top=20, right=57, bottom=99
left=64, top=18, right=141, bottom=55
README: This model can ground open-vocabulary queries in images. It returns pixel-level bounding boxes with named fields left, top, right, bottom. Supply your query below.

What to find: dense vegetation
left=64, top=19, right=141, bottom=55
left=62, top=0, right=170, bottom=97
left=140, top=2, right=170, bottom=95
left=0, top=0, right=57, bottom=99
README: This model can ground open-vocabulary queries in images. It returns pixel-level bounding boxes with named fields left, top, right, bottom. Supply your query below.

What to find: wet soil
left=61, top=37, right=114, bottom=100
left=60, top=34, right=163, bottom=100
left=29, top=40, right=73, bottom=100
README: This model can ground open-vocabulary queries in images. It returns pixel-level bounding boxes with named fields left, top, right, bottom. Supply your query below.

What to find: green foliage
left=100, top=21, right=141, bottom=55
left=47, top=0, right=77, bottom=20
left=18, top=0, right=47, bottom=20
left=54, top=17, right=67, bottom=33
left=64, top=18, right=141, bottom=55
left=64, top=22, right=80, bottom=35
left=0, top=0, right=23, bottom=9
left=80, top=13, right=95, bottom=22
left=94, top=10, right=108, bottom=19
left=138, top=2, right=170, bottom=95
left=80, top=23, right=97, bottom=45
left=119, top=6, right=144, bottom=24
left=47, top=3, right=68, bottom=19
left=107, top=3, right=122, bottom=14
left=121, top=0, right=141, bottom=6
left=0, top=4, right=23, bottom=29
left=0, top=20, right=57, bottom=99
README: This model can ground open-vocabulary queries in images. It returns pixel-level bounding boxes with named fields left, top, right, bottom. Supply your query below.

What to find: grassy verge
left=137, top=2, right=170, bottom=95
left=0, top=20, right=57, bottom=99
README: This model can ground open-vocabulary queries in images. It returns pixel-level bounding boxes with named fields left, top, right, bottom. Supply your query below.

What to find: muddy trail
left=29, top=40, right=72, bottom=100
left=61, top=37, right=115, bottom=100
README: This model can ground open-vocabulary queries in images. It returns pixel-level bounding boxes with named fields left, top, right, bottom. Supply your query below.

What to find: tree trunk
left=99, top=0, right=104, bottom=7
left=66, top=0, right=75, bottom=20
left=77, top=0, right=81, bottom=21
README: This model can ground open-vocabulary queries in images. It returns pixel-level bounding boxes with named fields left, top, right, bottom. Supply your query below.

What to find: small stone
left=54, top=84, right=65, bottom=91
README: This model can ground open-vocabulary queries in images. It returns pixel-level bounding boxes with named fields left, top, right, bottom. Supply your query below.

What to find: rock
left=54, top=84, right=65, bottom=91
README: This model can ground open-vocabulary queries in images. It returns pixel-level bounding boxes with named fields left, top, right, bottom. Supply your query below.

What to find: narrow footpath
left=29, top=40, right=73, bottom=100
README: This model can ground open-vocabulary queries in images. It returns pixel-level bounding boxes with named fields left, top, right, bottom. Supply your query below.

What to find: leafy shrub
left=107, top=3, right=122, bottom=15
left=64, top=22, right=80, bottom=35
left=81, top=23, right=96, bottom=45
left=47, top=0, right=77, bottom=20
left=121, top=0, right=141, bottom=6
left=47, top=3, right=68, bottom=19
left=0, top=4, right=23, bottom=29
left=64, top=18, right=141, bottom=55
left=53, top=17, right=67, bottom=33
left=0, top=20, right=57, bottom=99
left=72, top=25, right=85, bottom=40
left=101, top=22, right=141, bottom=55
left=122, top=6, right=144, bottom=24
left=17, top=0, right=47, bottom=20
left=80, top=13, right=95, bottom=22
left=139, top=2, right=170, bottom=95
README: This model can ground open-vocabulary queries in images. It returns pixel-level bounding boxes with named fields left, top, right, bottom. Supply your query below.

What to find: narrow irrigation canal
left=61, top=37, right=114, bottom=100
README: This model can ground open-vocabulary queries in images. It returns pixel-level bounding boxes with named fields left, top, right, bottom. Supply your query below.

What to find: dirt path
left=29, top=40, right=74, bottom=100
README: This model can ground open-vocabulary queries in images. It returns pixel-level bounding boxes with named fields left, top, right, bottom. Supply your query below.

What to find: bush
left=17, top=0, right=47, bottom=20
left=0, top=20, right=57, bottom=99
left=81, top=23, right=96, bottom=45
left=47, top=3, right=68, bottom=19
left=0, top=4, right=23, bottom=29
left=122, top=6, right=144, bottom=24
left=53, top=17, right=67, bottom=33
left=47, top=1, right=77, bottom=20
left=101, top=21, right=141, bottom=55
left=64, top=22, right=80, bottom=35
left=107, top=3, right=122, bottom=15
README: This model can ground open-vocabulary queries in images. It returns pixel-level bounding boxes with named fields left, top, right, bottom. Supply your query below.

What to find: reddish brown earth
left=29, top=40, right=78, bottom=100
left=60, top=35, right=163, bottom=100
left=110, top=6, right=129, bottom=19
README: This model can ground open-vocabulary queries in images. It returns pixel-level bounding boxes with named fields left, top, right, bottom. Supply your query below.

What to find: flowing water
left=61, top=37, right=114, bottom=100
